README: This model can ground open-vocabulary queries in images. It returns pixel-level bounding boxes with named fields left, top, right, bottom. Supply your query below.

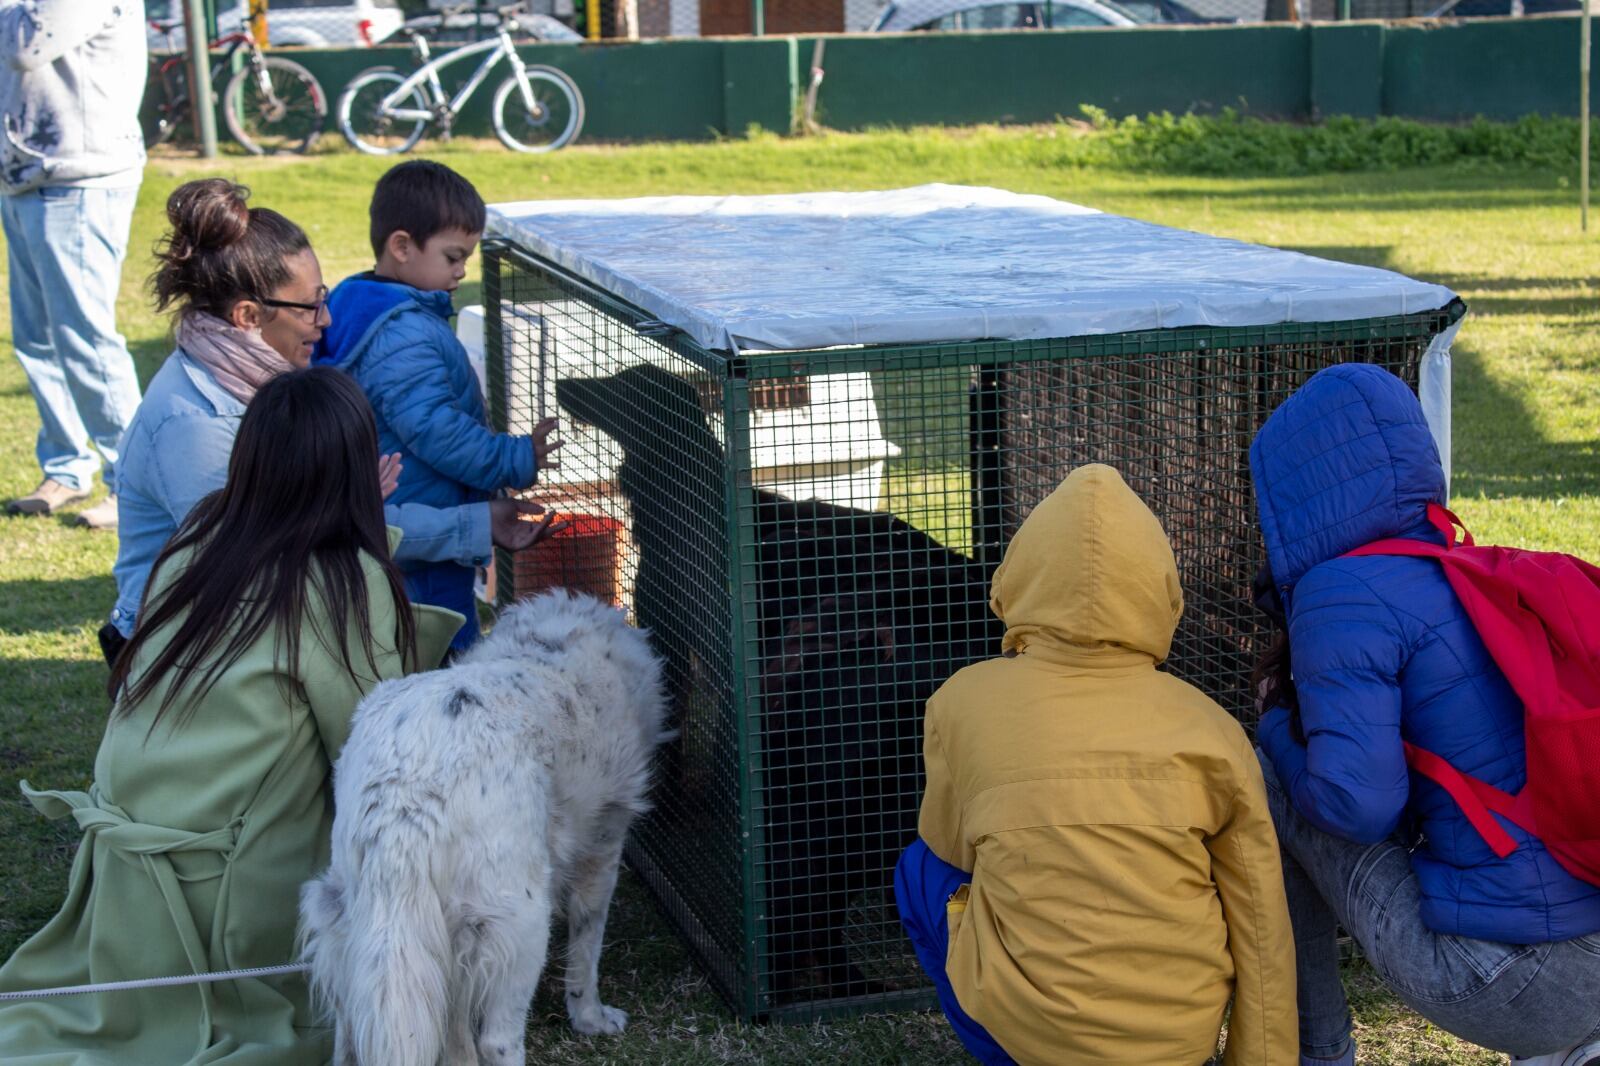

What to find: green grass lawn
left=2, top=127, right=1596, bottom=1064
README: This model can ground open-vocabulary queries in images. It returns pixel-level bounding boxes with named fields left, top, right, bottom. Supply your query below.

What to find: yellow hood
left=990, top=464, right=1183, bottom=663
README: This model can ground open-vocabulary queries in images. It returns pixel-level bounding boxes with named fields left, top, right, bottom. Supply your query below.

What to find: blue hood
left=1250, top=363, right=1446, bottom=603
left=314, top=273, right=455, bottom=370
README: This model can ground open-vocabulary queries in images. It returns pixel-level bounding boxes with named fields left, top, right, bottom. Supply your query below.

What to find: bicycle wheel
left=224, top=56, right=326, bottom=155
left=144, top=64, right=190, bottom=148
left=491, top=67, right=584, bottom=153
left=338, top=67, right=429, bottom=156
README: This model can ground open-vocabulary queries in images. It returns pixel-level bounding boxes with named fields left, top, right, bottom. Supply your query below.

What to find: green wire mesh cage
left=482, top=239, right=1462, bottom=1021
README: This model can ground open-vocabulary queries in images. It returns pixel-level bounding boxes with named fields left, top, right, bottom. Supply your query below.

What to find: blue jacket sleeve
left=368, top=328, right=536, bottom=493
left=1261, top=564, right=1411, bottom=845
left=385, top=500, right=492, bottom=568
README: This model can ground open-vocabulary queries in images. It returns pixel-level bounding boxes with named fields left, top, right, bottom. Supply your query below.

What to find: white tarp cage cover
left=485, top=183, right=1460, bottom=474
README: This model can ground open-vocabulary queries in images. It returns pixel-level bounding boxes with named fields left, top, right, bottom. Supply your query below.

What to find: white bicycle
left=337, top=4, right=584, bottom=155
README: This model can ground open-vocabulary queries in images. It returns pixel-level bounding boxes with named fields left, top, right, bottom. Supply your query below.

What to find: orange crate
left=507, top=512, right=625, bottom=607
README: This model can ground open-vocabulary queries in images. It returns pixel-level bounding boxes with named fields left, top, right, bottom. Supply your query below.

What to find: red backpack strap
left=1352, top=509, right=1547, bottom=859
left=1346, top=502, right=1468, bottom=560
left=1426, top=502, right=1473, bottom=547
left=1404, top=742, right=1526, bottom=857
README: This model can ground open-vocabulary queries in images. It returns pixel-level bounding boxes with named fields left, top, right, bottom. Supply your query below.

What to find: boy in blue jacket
left=317, top=160, right=560, bottom=650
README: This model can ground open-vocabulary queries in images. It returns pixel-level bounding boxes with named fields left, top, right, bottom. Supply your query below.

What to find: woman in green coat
left=0, top=368, right=462, bottom=1064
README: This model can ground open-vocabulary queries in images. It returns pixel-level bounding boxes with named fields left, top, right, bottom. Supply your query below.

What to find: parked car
left=145, top=0, right=405, bottom=50
left=1425, top=0, right=1578, bottom=14
left=1115, top=0, right=1237, bottom=20
left=867, top=0, right=1224, bottom=31
left=402, top=8, right=583, bottom=43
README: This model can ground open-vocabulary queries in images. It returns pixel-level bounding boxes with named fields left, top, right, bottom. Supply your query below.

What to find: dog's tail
left=300, top=815, right=453, bottom=1066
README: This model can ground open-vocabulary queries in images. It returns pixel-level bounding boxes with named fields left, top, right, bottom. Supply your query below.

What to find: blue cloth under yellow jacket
left=1252, top=362, right=1600, bottom=944
left=315, top=273, right=537, bottom=645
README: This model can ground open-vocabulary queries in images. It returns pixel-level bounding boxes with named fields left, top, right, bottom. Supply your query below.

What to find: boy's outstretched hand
left=532, top=417, right=562, bottom=471
left=490, top=497, right=570, bottom=551
left=379, top=453, right=403, bottom=499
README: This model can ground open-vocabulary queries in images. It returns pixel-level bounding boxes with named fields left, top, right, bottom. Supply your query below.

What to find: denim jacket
left=109, top=351, right=490, bottom=637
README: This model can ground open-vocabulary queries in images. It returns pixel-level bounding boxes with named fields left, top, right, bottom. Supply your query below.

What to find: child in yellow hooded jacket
left=895, top=464, right=1297, bottom=1065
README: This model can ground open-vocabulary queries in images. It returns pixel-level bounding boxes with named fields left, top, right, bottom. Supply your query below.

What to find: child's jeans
left=404, top=562, right=477, bottom=652
left=894, top=839, right=1017, bottom=1065
left=1258, top=750, right=1600, bottom=1061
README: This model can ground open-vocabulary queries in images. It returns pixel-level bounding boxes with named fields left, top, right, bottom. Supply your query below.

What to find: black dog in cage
left=556, top=364, right=1002, bottom=1002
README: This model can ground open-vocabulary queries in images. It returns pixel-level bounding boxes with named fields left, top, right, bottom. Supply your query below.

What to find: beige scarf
left=176, top=311, right=294, bottom=404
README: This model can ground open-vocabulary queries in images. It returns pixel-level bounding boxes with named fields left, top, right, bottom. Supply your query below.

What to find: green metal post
left=1338, top=0, right=1351, bottom=18
left=203, top=0, right=219, bottom=42
left=184, top=0, right=218, bottom=158
left=1583, top=0, right=1591, bottom=232
left=721, top=369, right=767, bottom=1016
left=752, top=0, right=765, bottom=35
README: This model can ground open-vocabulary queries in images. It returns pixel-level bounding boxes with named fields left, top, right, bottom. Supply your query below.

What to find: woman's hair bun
left=151, top=178, right=310, bottom=319
left=165, top=178, right=251, bottom=254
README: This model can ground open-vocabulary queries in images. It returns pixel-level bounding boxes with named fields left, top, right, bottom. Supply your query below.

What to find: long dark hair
left=109, top=368, right=418, bottom=730
left=151, top=178, right=310, bottom=320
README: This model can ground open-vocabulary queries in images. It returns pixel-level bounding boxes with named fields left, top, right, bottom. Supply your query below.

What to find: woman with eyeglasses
left=106, top=179, right=552, bottom=665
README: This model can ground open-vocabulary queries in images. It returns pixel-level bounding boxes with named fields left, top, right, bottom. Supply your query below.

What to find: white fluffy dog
left=299, top=590, right=669, bottom=1066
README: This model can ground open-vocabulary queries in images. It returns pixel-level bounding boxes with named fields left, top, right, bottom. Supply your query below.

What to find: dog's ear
left=554, top=376, right=609, bottom=430
left=555, top=371, right=655, bottom=455
left=557, top=364, right=718, bottom=463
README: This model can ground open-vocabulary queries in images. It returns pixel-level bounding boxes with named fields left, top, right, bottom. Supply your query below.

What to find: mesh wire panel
left=485, top=242, right=1457, bottom=1020
left=485, top=247, right=753, bottom=1009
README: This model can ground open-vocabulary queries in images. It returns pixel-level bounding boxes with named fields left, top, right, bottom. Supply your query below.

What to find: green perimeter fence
left=151, top=15, right=1600, bottom=145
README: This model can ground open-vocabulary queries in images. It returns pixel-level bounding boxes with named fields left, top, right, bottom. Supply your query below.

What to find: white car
left=146, top=0, right=405, bottom=50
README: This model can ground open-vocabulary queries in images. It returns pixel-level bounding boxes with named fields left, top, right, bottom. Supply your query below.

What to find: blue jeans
left=3, top=185, right=143, bottom=493
left=1258, top=751, right=1600, bottom=1060
left=404, top=562, right=476, bottom=651
left=894, top=839, right=1017, bottom=1066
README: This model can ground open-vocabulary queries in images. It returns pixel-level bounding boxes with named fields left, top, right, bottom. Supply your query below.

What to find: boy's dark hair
left=369, top=160, right=487, bottom=258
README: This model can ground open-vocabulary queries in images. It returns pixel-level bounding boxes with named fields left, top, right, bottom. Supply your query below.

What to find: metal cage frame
left=483, top=239, right=1465, bottom=1021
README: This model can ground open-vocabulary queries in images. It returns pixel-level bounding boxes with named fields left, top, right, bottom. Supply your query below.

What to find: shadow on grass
left=1282, top=246, right=1599, bottom=502
left=0, top=577, right=117, bottom=636
left=1147, top=180, right=1571, bottom=213
left=1451, top=346, right=1600, bottom=500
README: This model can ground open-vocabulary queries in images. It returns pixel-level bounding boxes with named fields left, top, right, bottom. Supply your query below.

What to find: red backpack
left=1345, top=503, right=1600, bottom=886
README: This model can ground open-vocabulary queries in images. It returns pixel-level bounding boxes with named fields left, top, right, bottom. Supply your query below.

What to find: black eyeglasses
left=258, top=286, right=329, bottom=315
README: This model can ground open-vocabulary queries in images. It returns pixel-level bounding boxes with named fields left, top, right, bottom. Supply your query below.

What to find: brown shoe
left=73, top=495, right=119, bottom=531
left=6, top=479, right=90, bottom=516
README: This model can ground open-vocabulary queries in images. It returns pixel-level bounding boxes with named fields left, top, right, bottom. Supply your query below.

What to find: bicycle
left=145, top=22, right=328, bottom=155
left=337, top=4, right=584, bottom=155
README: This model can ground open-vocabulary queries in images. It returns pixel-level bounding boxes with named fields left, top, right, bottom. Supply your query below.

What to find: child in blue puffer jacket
left=1251, top=363, right=1600, bottom=1066
left=316, top=161, right=560, bottom=651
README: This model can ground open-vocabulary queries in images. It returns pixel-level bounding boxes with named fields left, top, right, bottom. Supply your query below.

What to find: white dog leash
left=0, top=963, right=309, bottom=1001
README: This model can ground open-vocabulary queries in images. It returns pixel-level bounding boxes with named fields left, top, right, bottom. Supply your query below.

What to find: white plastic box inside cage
left=457, top=303, right=902, bottom=511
